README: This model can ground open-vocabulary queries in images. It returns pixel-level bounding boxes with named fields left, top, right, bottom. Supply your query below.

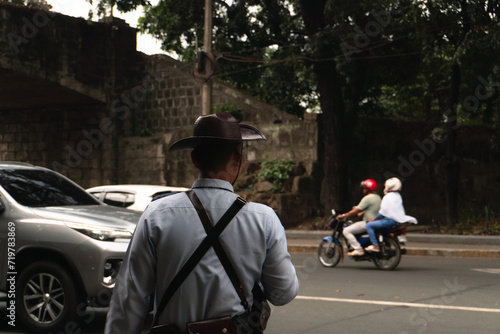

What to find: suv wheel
left=16, top=261, right=79, bottom=333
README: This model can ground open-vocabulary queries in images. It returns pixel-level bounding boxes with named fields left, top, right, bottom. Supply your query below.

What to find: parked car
left=87, top=184, right=189, bottom=211
left=0, top=162, right=142, bottom=333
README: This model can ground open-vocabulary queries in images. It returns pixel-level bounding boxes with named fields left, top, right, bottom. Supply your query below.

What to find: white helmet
left=384, top=177, right=402, bottom=194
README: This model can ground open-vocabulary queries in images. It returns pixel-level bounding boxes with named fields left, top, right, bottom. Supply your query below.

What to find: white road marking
left=471, top=268, right=500, bottom=274
left=295, top=295, right=500, bottom=313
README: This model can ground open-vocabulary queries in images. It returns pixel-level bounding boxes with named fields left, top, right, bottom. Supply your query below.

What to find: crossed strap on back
left=186, top=190, right=251, bottom=313
left=151, top=190, right=247, bottom=327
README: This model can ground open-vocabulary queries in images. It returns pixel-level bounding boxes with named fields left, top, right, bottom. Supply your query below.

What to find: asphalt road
left=2, top=254, right=499, bottom=333
left=267, top=253, right=500, bottom=334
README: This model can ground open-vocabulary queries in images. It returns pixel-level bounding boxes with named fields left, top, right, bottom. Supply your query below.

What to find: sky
left=46, top=0, right=165, bottom=55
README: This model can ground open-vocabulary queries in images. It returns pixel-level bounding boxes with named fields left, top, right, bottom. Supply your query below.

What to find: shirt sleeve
left=104, top=217, right=157, bottom=334
left=260, top=211, right=299, bottom=306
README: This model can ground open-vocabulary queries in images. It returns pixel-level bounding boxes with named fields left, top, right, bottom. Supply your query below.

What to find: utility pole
left=201, top=0, right=213, bottom=115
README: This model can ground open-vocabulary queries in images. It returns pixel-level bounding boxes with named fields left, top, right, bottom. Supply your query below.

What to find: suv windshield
left=0, top=168, right=99, bottom=207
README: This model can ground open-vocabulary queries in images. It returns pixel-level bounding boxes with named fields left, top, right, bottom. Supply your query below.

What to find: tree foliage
left=86, top=0, right=147, bottom=16
left=4, top=0, right=52, bottom=10
left=95, top=0, right=500, bottom=222
left=94, top=0, right=314, bottom=118
left=376, top=1, right=500, bottom=124
left=100, top=0, right=500, bottom=125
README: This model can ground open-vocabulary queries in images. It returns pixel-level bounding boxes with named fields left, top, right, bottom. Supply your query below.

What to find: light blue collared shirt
left=105, top=179, right=298, bottom=333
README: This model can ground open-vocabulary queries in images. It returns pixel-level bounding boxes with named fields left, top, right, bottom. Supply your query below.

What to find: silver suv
left=0, top=162, right=141, bottom=333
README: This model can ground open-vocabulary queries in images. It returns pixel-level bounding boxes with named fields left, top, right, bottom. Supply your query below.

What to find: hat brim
left=168, top=124, right=266, bottom=152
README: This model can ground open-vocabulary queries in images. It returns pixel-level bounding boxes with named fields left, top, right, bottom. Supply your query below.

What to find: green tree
left=96, top=0, right=500, bottom=223
left=375, top=1, right=500, bottom=226
left=133, top=0, right=313, bottom=118
left=298, top=0, right=426, bottom=212
left=93, top=0, right=427, bottom=214
left=4, top=0, right=52, bottom=10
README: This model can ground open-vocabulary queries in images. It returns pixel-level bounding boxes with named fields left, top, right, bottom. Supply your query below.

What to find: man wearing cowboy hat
left=105, top=112, right=299, bottom=333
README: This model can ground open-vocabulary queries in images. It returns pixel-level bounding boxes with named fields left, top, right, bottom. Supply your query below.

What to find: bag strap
left=188, top=191, right=268, bottom=321
left=152, top=190, right=247, bottom=327
left=186, top=190, right=251, bottom=313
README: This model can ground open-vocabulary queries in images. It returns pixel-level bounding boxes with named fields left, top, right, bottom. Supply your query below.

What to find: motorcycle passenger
left=338, top=179, right=381, bottom=257
left=365, top=177, right=417, bottom=252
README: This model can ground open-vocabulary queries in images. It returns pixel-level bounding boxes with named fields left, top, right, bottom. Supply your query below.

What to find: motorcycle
left=318, top=210, right=407, bottom=270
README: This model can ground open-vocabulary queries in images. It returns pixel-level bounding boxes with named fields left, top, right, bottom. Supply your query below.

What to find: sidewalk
left=285, top=230, right=500, bottom=258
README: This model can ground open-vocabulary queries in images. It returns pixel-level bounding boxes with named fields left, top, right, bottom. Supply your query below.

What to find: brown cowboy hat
left=168, top=112, right=266, bottom=152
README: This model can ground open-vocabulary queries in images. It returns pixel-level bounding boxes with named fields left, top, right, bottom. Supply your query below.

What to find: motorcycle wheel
left=318, top=239, right=342, bottom=267
left=373, top=236, right=401, bottom=270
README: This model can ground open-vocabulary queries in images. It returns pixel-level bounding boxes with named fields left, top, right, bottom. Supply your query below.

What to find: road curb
left=406, top=234, right=500, bottom=245
left=404, top=247, right=500, bottom=258
left=287, top=244, right=500, bottom=258
left=286, top=230, right=500, bottom=245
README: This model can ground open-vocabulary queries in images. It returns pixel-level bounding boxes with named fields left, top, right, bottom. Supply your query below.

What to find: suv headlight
left=66, top=223, right=132, bottom=241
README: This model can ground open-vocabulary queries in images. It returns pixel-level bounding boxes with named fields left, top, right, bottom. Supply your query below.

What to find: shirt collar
left=192, top=178, right=234, bottom=192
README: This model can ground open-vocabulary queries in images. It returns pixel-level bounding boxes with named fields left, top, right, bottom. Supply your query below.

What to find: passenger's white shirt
left=105, top=178, right=298, bottom=333
left=379, top=191, right=417, bottom=224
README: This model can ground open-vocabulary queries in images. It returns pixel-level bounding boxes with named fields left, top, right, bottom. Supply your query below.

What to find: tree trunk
left=316, top=63, right=349, bottom=214
left=299, top=0, right=350, bottom=215
left=445, top=62, right=460, bottom=227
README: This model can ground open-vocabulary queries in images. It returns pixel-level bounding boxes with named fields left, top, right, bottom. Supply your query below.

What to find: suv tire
left=16, top=261, right=79, bottom=333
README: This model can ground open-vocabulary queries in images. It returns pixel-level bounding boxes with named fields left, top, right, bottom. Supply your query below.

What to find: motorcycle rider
left=365, top=177, right=417, bottom=252
left=338, top=179, right=381, bottom=256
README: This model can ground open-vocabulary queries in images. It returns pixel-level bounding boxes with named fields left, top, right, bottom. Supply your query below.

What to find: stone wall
left=133, top=55, right=298, bottom=138
left=0, top=3, right=304, bottom=189
left=117, top=135, right=170, bottom=185
left=0, top=3, right=143, bottom=187
left=0, top=105, right=116, bottom=186
left=117, top=114, right=318, bottom=189
left=113, top=114, right=319, bottom=227
left=0, top=3, right=140, bottom=103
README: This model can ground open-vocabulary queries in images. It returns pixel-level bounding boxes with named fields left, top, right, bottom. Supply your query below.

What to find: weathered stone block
left=256, top=181, right=273, bottom=193
left=292, top=175, right=312, bottom=194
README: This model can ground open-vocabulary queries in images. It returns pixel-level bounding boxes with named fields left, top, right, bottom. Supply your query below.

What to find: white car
left=87, top=184, right=189, bottom=211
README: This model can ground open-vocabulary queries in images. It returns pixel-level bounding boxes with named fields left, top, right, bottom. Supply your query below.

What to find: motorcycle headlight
left=66, top=223, right=132, bottom=241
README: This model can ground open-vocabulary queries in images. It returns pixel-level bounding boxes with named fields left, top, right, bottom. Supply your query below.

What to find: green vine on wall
left=258, top=158, right=294, bottom=193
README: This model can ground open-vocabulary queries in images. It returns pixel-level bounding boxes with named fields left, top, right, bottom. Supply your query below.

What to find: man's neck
left=199, top=171, right=234, bottom=183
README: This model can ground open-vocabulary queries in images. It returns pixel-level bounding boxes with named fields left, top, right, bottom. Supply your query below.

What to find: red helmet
left=360, top=179, right=377, bottom=191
